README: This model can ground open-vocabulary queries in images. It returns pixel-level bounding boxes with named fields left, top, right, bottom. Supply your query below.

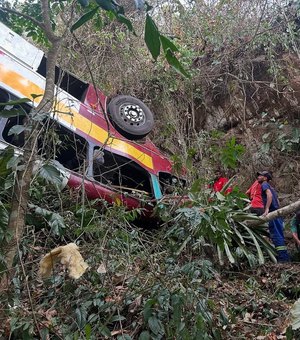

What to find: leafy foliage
left=165, top=188, right=276, bottom=267
left=2, top=0, right=300, bottom=339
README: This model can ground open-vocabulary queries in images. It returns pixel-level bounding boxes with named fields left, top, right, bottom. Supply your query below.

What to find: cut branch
left=247, top=200, right=300, bottom=226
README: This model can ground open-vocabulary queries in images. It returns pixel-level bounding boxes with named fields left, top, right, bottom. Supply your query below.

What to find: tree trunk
left=1, top=39, right=62, bottom=286
left=247, top=199, right=300, bottom=227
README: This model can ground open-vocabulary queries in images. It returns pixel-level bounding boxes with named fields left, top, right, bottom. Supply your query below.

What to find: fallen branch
left=246, top=199, right=300, bottom=226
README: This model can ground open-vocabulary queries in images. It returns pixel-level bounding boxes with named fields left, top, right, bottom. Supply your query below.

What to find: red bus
left=0, top=22, right=183, bottom=216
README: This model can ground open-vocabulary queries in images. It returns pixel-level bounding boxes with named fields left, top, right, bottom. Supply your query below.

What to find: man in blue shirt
left=257, top=171, right=290, bottom=262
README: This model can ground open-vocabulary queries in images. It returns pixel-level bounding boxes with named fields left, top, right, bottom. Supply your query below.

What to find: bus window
left=2, top=116, right=26, bottom=148
left=93, top=148, right=152, bottom=195
left=159, top=172, right=186, bottom=194
left=39, top=122, right=89, bottom=173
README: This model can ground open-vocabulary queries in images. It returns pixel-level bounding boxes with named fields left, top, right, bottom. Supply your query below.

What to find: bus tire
left=107, top=95, right=154, bottom=140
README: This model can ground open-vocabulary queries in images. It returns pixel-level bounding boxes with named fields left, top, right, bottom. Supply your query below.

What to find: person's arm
left=263, top=188, right=272, bottom=216
left=292, top=232, right=300, bottom=246
left=291, top=217, right=300, bottom=246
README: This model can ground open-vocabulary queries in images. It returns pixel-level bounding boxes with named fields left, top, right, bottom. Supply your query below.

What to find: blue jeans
left=269, top=217, right=290, bottom=262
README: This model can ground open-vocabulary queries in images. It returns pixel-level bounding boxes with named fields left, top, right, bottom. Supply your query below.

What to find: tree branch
left=40, top=0, right=59, bottom=42
left=246, top=200, right=300, bottom=226
left=0, top=6, right=45, bottom=31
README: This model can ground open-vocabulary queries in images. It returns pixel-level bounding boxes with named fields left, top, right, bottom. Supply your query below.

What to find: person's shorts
left=250, top=207, right=264, bottom=216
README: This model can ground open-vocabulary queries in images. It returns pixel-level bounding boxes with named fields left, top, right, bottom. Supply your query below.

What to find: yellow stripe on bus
left=0, top=64, right=154, bottom=169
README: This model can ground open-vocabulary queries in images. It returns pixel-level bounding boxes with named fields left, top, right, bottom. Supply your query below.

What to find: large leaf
left=71, top=7, right=99, bottom=32
left=0, top=97, right=31, bottom=106
left=144, top=14, right=160, bottom=61
left=75, top=307, right=88, bottom=329
left=0, top=148, right=14, bottom=177
left=139, top=331, right=150, bottom=340
left=223, top=240, right=235, bottom=264
left=8, top=125, right=28, bottom=136
left=148, top=316, right=164, bottom=336
left=95, top=0, right=117, bottom=12
left=38, top=163, right=63, bottom=187
left=253, top=231, right=277, bottom=263
left=77, top=0, right=89, bottom=7
left=0, top=108, right=26, bottom=118
left=28, top=204, right=66, bottom=235
left=160, top=35, right=178, bottom=53
left=117, top=14, right=135, bottom=33
left=143, top=298, right=156, bottom=322
left=241, top=223, right=265, bottom=265
left=165, top=49, right=190, bottom=78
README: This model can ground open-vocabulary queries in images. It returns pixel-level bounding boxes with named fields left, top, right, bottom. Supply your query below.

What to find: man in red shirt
left=246, top=180, right=264, bottom=216
left=212, top=169, right=232, bottom=194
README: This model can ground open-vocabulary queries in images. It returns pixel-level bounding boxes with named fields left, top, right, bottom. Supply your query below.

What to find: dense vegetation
left=1, top=0, right=300, bottom=338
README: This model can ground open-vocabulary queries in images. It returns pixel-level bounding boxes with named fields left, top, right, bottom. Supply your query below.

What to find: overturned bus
left=0, top=22, right=183, bottom=215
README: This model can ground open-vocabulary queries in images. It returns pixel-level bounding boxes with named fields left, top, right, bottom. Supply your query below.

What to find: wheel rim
left=119, top=103, right=145, bottom=126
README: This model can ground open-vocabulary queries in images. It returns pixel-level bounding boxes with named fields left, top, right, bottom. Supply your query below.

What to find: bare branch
left=247, top=200, right=300, bottom=226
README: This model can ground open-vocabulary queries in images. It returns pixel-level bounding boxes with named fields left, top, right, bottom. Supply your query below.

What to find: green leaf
left=71, top=7, right=99, bottom=32
left=75, top=307, right=87, bottom=328
left=286, top=326, right=293, bottom=340
left=0, top=148, right=14, bottom=177
left=143, top=299, right=156, bottom=322
left=8, top=125, right=27, bottom=136
left=241, top=223, right=265, bottom=265
left=84, top=324, right=92, bottom=340
left=144, top=1, right=153, bottom=12
left=144, top=14, right=160, bottom=61
left=111, top=315, right=126, bottom=322
left=217, top=244, right=224, bottom=266
left=232, top=212, right=262, bottom=222
left=251, top=229, right=277, bottom=263
left=99, top=324, right=111, bottom=337
left=223, top=240, right=235, bottom=264
left=117, top=335, right=132, bottom=340
left=216, top=191, right=225, bottom=201
left=160, top=35, right=178, bottom=53
left=148, top=316, right=164, bottom=336
left=28, top=204, right=66, bottom=236
left=165, top=49, right=190, bottom=78
left=30, top=93, right=43, bottom=99
left=0, top=108, right=26, bottom=118
left=0, top=200, right=9, bottom=238
left=40, top=328, right=49, bottom=340
left=117, top=14, right=135, bottom=34
left=95, top=0, right=117, bottom=12
left=94, top=13, right=103, bottom=30
left=78, top=0, right=89, bottom=7
left=0, top=97, right=31, bottom=106
left=38, top=163, right=63, bottom=187
left=175, top=235, right=191, bottom=256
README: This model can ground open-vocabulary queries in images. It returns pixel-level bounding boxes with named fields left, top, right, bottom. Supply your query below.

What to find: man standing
left=257, top=171, right=290, bottom=262
left=246, top=180, right=264, bottom=216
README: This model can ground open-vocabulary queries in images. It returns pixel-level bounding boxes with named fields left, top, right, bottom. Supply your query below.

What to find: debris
left=39, top=243, right=88, bottom=279
left=97, top=263, right=107, bottom=274
left=290, top=297, right=300, bottom=330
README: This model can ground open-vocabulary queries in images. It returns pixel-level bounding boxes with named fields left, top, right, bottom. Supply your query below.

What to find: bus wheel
left=107, top=95, right=154, bottom=140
